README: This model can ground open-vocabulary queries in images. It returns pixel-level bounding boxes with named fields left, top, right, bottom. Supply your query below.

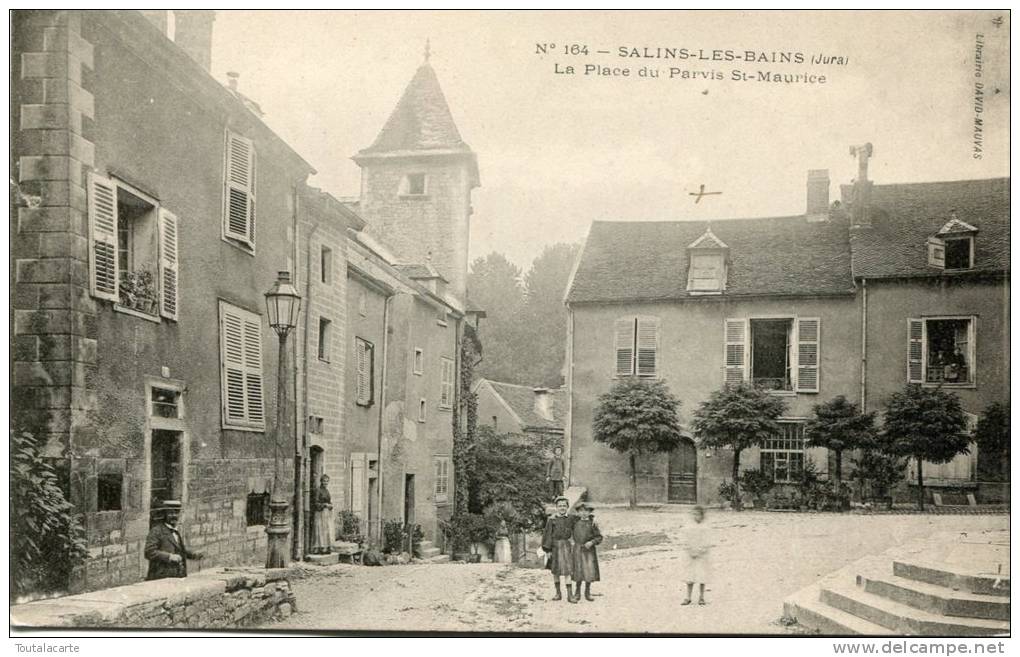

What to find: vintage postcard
left=9, top=9, right=1010, bottom=640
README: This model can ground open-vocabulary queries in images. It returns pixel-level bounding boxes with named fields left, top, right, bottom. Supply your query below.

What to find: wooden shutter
left=795, top=318, right=820, bottom=393
left=220, top=303, right=265, bottom=429
left=440, top=358, right=455, bottom=408
left=615, top=318, right=635, bottom=376
left=636, top=317, right=659, bottom=377
left=724, top=318, right=747, bottom=385
left=158, top=208, right=179, bottom=320
left=688, top=253, right=723, bottom=291
left=356, top=339, right=374, bottom=405
left=907, top=319, right=925, bottom=383
left=88, top=172, right=119, bottom=302
left=927, top=237, right=945, bottom=268
left=350, top=454, right=365, bottom=517
left=224, top=131, right=255, bottom=245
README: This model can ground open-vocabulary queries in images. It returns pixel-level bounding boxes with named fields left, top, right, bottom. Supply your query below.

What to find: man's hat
left=578, top=502, right=594, bottom=511
left=156, top=500, right=182, bottom=512
left=553, top=496, right=570, bottom=505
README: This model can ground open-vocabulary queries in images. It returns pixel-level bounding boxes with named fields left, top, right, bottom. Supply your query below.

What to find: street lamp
left=264, top=271, right=301, bottom=568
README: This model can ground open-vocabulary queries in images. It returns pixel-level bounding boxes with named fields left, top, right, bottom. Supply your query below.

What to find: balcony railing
left=752, top=376, right=792, bottom=391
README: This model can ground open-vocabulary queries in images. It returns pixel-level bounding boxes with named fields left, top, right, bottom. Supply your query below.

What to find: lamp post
left=264, top=271, right=301, bottom=568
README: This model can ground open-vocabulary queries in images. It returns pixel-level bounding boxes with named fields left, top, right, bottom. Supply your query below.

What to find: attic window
left=401, top=173, right=427, bottom=197
left=687, top=253, right=726, bottom=293
left=929, top=217, right=977, bottom=271
left=944, top=237, right=973, bottom=270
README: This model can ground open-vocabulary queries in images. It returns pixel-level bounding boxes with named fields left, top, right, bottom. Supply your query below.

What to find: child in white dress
left=681, top=505, right=712, bottom=606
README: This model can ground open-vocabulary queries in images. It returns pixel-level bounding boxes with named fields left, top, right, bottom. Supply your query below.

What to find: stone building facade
left=11, top=9, right=330, bottom=591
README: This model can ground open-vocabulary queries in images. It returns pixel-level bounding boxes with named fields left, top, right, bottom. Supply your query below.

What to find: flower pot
left=470, top=542, right=491, bottom=561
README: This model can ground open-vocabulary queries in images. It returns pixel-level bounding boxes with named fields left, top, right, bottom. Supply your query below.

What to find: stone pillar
left=12, top=9, right=97, bottom=507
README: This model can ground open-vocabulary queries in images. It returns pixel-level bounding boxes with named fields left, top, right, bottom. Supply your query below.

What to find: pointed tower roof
left=359, top=62, right=473, bottom=156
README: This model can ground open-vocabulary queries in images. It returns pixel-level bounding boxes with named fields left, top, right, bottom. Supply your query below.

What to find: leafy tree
left=691, top=382, right=787, bottom=510
left=468, top=252, right=525, bottom=384
left=467, top=426, right=550, bottom=532
left=517, top=243, right=581, bottom=386
left=804, top=395, right=877, bottom=492
left=975, top=402, right=1009, bottom=483
left=851, top=449, right=906, bottom=509
left=881, top=384, right=969, bottom=510
left=592, top=378, right=685, bottom=508
left=10, top=431, right=88, bottom=600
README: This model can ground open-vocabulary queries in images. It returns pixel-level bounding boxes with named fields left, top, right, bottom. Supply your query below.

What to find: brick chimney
left=849, top=142, right=875, bottom=228
left=173, top=10, right=216, bottom=71
left=139, top=10, right=169, bottom=37
left=806, top=169, right=830, bottom=222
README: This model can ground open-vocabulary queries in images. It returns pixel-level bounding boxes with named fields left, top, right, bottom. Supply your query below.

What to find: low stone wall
left=11, top=567, right=296, bottom=629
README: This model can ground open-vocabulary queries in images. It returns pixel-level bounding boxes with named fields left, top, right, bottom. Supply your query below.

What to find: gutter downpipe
left=297, top=201, right=323, bottom=562
left=374, top=293, right=394, bottom=547
left=860, top=278, right=868, bottom=412
left=565, top=305, right=574, bottom=487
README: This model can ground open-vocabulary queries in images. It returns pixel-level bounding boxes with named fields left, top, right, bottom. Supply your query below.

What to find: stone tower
left=353, top=52, right=479, bottom=302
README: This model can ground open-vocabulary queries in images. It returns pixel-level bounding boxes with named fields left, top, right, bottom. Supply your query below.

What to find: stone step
left=419, top=546, right=441, bottom=559
left=425, top=554, right=451, bottom=564
left=858, top=572, right=1010, bottom=621
left=304, top=553, right=339, bottom=566
left=820, top=580, right=1010, bottom=636
left=783, top=583, right=893, bottom=635
left=893, top=560, right=1010, bottom=598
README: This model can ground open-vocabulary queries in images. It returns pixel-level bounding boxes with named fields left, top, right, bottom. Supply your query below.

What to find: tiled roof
left=485, top=380, right=566, bottom=432
left=849, top=178, right=1010, bottom=279
left=394, top=263, right=446, bottom=281
left=566, top=216, right=855, bottom=304
left=359, top=63, right=472, bottom=155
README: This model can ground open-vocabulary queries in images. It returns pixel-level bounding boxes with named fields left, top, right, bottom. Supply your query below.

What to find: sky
left=208, top=10, right=1009, bottom=269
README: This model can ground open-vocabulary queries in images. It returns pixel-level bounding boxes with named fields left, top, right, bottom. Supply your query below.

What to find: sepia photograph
left=8, top=8, right=1010, bottom=641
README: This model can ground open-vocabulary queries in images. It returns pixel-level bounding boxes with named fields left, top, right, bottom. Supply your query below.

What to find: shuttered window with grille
left=219, top=301, right=265, bottom=430
left=223, top=131, right=257, bottom=248
left=355, top=338, right=375, bottom=406
left=614, top=316, right=659, bottom=377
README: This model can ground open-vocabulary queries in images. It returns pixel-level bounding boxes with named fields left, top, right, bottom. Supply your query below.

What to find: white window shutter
left=795, top=318, right=821, bottom=393
left=350, top=454, right=365, bottom=516
left=158, top=208, right=179, bottom=320
left=927, top=237, right=945, bottom=268
left=356, top=341, right=366, bottom=403
left=224, top=132, right=255, bottom=245
left=88, top=172, right=119, bottom=302
left=615, top=318, right=635, bottom=376
left=242, top=315, right=265, bottom=426
left=220, top=303, right=265, bottom=429
left=907, top=318, right=924, bottom=383
left=724, top=318, right=747, bottom=385
left=636, top=317, right=659, bottom=377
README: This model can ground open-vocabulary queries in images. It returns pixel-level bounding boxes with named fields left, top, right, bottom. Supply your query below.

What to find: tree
left=592, top=378, right=685, bottom=508
left=517, top=243, right=581, bottom=386
left=468, top=252, right=525, bottom=384
left=881, top=384, right=969, bottom=510
left=10, top=431, right=88, bottom=600
left=691, top=382, right=787, bottom=510
left=804, top=395, right=876, bottom=492
left=975, top=402, right=1009, bottom=483
left=468, top=426, right=551, bottom=532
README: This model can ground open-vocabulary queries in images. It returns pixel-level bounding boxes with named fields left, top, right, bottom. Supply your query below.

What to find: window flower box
left=119, top=270, right=158, bottom=316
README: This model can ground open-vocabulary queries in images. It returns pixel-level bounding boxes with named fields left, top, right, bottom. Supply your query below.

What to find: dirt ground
left=264, top=508, right=1007, bottom=635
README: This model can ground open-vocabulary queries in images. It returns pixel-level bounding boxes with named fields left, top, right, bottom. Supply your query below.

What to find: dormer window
left=686, top=228, right=728, bottom=294
left=400, top=173, right=427, bottom=197
left=928, top=217, right=977, bottom=271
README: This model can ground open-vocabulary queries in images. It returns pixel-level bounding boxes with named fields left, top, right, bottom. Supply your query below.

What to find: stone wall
left=11, top=567, right=296, bottom=629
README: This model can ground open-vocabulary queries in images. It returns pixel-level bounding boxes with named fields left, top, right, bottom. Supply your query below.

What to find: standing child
left=681, top=505, right=713, bottom=606
left=541, top=496, right=577, bottom=601
left=570, top=503, right=602, bottom=603
left=546, top=446, right=566, bottom=499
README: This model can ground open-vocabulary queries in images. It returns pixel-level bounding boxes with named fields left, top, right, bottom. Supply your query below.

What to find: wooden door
left=668, top=440, right=697, bottom=503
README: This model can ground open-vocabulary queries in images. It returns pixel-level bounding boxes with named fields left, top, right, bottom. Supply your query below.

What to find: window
left=760, top=422, right=806, bottom=484
left=318, top=317, right=332, bottom=362
left=321, top=246, right=332, bottom=284
left=358, top=289, right=367, bottom=317
left=688, top=252, right=726, bottom=293
left=413, top=348, right=424, bottom=375
left=908, top=317, right=976, bottom=386
left=219, top=301, right=265, bottom=430
left=492, top=416, right=498, bottom=432
left=223, top=131, right=257, bottom=248
left=356, top=337, right=375, bottom=405
left=151, top=387, right=181, bottom=419
left=400, top=173, right=427, bottom=196
left=929, top=218, right=978, bottom=271
left=614, top=316, right=659, bottom=377
left=434, top=456, right=451, bottom=504
left=724, top=317, right=820, bottom=393
left=439, top=358, right=455, bottom=409
left=944, top=237, right=973, bottom=270
left=97, top=473, right=123, bottom=511
left=308, top=416, right=324, bottom=434
left=87, top=173, right=179, bottom=320
left=418, top=398, right=428, bottom=422
left=246, top=491, right=270, bottom=526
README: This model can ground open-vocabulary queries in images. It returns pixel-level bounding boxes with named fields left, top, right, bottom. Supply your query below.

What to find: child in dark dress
left=570, top=503, right=602, bottom=602
left=541, top=496, right=577, bottom=601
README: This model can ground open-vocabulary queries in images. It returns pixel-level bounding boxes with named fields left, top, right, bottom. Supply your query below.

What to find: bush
left=382, top=520, right=424, bottom=556
left=852, top=450, right=906, bottom=508
left=11, top=431, right=88, bottom=600
left=718, top=480, right=738, bottom=505
left=336, top=510, right=364, bottom=544
left=468, top=426, right=549, bottom=532
left=442, top=513, right=498, bottom=552
left=765, top=487, right=802, bottom=510
left=740, top=469, right=774, bottom=503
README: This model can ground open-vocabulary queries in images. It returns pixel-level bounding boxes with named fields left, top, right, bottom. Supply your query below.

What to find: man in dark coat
left=546, top=446, right=566, bottom=499
left=144, top=500, right=203, bottom=581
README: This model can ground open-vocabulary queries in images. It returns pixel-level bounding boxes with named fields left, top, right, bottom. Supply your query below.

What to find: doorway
left=668, top=439, right=697, bottom=503
left=403, top=474, right=415, bottom=526
left=150, top=430, right=183, bottom=522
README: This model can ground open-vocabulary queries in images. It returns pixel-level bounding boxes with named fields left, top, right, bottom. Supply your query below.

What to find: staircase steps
left=783, top=533, right=1010, bottom=636
left=416, top=540, right=451, bottom=563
